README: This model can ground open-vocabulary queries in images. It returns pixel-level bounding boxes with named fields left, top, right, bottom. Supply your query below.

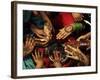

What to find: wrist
left=36, top=63, right=44, bottom=68
left=36, top=65, right=43, bottom=68
left=54, top=62, right=62, bottom=67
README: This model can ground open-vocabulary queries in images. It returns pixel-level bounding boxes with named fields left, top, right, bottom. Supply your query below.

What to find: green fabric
left=73, top=23, right=83, bottom=31
left=23, top=10, right=32, bottom=23
left=31, top=16, right=45, bottom=29
left=23, top=57, right=35, bottom=69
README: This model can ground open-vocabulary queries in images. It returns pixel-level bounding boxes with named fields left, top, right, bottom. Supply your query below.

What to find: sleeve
left=59, top=12, right=74, bottom=27
left=23, top=57, right=35, bottom=69
left=72, top=23, right=83, bottom=31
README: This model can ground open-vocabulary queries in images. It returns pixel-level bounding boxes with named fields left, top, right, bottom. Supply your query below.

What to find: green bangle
left=73, top=23, right=83, bottom=31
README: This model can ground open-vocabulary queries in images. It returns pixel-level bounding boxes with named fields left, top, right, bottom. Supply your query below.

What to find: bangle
left=72, top=23, right=83, bottom=31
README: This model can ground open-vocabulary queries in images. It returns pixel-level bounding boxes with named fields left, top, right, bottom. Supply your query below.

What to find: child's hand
left=23, top=35, right=35, bottom=56
left=50, top=52, right=62, bottom=67
left=32, top=49, right=44, bottom=68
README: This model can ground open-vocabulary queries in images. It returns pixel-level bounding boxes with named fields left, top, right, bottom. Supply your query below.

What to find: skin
left=56, top=26, right=72, bottom=39
left=23, top=35, right=36, bottom=57
left=56, top=13, right=83, bottom=40
left=32, top=49, right=44, bottom=68
left=31, top=11, right=53, bottom=46
left=50, top=51, right=62, bottom=67
left=77, top=32, right=91, bottom=41
left=31, top=23, right=52, bottom=46
left=72, top=13, right=83, bottom=22
left=64, top=44, right=89, bottom=66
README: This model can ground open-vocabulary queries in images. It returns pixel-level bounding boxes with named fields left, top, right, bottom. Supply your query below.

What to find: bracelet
left=72, top=23, right=83, bottom=31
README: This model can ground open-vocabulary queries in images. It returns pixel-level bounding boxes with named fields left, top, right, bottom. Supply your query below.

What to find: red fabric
left=38, top=48, right=45, bottom=53
left=57, top=12, right=74, bottom=27
left=63, top=60, right=72, bottom=67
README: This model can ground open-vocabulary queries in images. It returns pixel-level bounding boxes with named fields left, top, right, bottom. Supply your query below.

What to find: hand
left=77, top=32, right=90, bottom=49
left=64, top=44, right=89, bottom=66
left=43, top=22, right=52, bottom=41
left=72, top=13, right=83, bottom=22
left=31, top=22, right=52, bottom=46
left=23, top=35, right=35, bottom=57
left=56, top=26, right=72, bottom=40
left=35, top=22, right=52, bottom=46
left=32, top=49, right=44, bottom=68
left=49, top=52, right=62, bottom=67
left=77, top=32, right=91, bottom=41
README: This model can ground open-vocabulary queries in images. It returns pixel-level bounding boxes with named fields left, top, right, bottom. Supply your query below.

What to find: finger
left=67, top=45, right=77, bottom=52
left=29, top=37, right=32, bottom=43
left=27, top=38, right=31, bottom=47
left=31, top=39, right=34, bottom=43
left=32, top=53, right=36, bottom=60
left=61, top=32, right=70, bottom=39
left=76, top=36, right=85, bottom=41
left=56, top=52, right=59, bottom=59
left=25, top=35, right=29, bottom=46
left=58, top=30, right=70, bottom=39
left=29, top=44, right=34, bottom=51
left=30, top=42, right=33, bottom=48
left=65, top=49, right=73, bottom=55
left=57, top=31, right=65, bottom=38
left=30, top=37, right=34, bottom=43
left=31, top=41, right=35, bottom=49
left=76, top=38, right=80, bottom=41
left=54, top=52, right=56, bottom=60
left=67, top=55, right=79, bottom=60
left=49, top=56, right=54, bottom=62
left=37, top=49, right=40, bottom=58
left=60, top=32, right=67, bottom=39
left=62, top=33, right=70, bottom=39
left=59, top=53, right=61, bottom=58
left=35, top=49, right=38, bottom=59
left=56, top=29, right=65, bottom=39
left=55, top=53, right=58, bottom=60
left=56, top=31, right=65, bottom=39
left=36, top=32, right=46, bottom=39
left=32, top=40, right=35, bottom=47
left=56, top=32, right=63, bottom=39
left=77, top=48, right=82, bottom=53
left=25, top=40, right=28, bottom=47
left=40, top=52, right=43, bottom=58
left=28, top=39, right=33, bottom=49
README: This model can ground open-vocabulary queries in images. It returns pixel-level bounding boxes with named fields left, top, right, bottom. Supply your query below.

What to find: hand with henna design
left=64, top=44, right=89, bottom=66
left=56, top=26, right=72, bottom=40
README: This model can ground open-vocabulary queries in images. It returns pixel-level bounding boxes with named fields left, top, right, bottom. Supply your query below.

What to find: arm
left=39, top=12, right=52, bottom=31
